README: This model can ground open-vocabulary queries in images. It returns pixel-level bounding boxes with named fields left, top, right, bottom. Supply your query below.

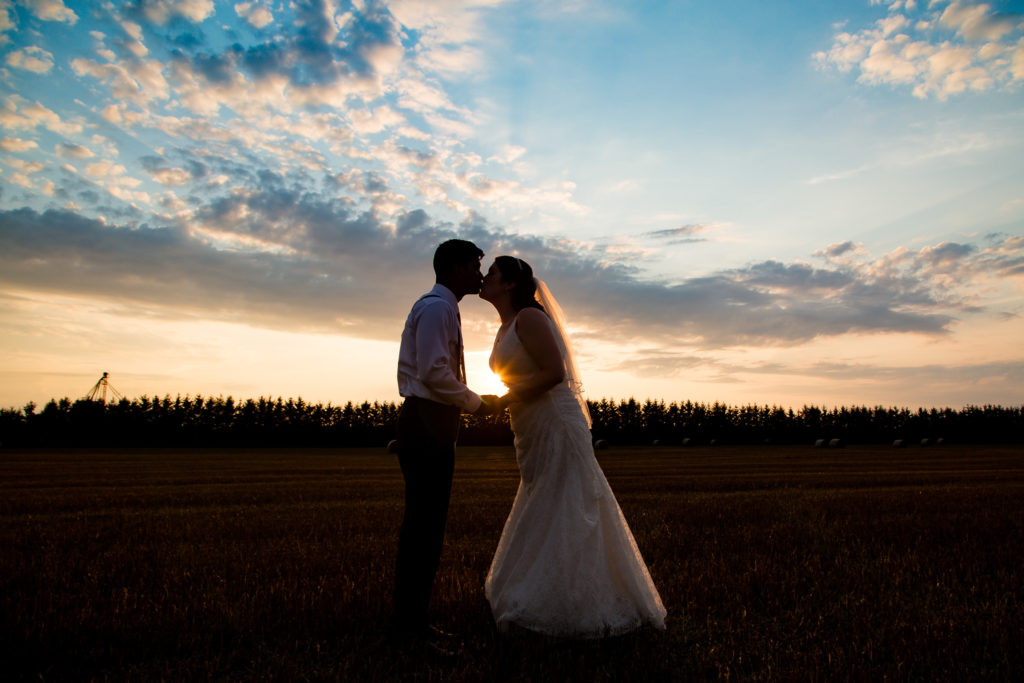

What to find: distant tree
left=0, top=394, right=1020, bottom=448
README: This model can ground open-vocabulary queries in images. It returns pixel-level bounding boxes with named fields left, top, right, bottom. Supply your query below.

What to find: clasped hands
left=475, top=392, right=515, bottom=416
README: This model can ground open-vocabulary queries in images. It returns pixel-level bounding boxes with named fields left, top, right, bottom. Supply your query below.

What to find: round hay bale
left=892, top=439, right=906, bottom=448
left=829, top=438, right=844, bottom=448
left=386, top=439, right=400, bottom=454
left=814, top=439, right=826, bottom=448
left=594, top=439, right=609, bottom=451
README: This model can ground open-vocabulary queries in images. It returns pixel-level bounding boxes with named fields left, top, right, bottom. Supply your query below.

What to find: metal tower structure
left=84, top=372, right=123, bottom=404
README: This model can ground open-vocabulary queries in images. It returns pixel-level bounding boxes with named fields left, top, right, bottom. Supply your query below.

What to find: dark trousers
left=390, top=396, right=461, bottom=634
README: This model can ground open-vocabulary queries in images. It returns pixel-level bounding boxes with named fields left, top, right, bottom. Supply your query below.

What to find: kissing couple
left=389, top=239, right=666, bottom=651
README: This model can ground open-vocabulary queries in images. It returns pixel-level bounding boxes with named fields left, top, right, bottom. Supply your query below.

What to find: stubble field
left=1, top=444, right=1022, bottom=681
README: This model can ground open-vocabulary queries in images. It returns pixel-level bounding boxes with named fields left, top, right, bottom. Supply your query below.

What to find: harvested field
left=2, top=444, right=1022, bottom=680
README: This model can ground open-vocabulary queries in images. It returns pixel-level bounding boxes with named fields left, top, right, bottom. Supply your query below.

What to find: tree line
left=1, top=395, right=1021, bottom=448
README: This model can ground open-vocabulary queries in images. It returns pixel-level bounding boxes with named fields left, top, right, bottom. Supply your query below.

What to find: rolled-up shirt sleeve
left=413, top=301, right=482, bottom=413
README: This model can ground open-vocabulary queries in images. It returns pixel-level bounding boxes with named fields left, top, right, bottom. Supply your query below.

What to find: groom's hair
left=434, top=239, right=484, bottom=279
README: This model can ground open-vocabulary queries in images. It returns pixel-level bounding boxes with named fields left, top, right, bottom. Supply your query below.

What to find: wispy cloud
left=642, top=224, right=711, bottom=245
left=610, top=345, right=1024, bottom=407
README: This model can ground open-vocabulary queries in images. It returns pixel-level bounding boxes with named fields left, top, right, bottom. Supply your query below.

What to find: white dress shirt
left=397, top=283, right=482, bottom=413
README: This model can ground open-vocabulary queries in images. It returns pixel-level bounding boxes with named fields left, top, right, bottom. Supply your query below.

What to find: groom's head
left=434, top=239, right=484, bottom=299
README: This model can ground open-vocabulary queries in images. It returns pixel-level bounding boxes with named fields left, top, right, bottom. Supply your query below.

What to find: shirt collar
left=430, top=283, right=459, bottom=307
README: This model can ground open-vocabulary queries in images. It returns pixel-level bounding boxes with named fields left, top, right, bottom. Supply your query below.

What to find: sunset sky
left=1, top=0, right=1023, bottom=411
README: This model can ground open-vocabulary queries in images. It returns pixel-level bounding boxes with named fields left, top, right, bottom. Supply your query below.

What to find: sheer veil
left=534, top=279, right=592, bottom=428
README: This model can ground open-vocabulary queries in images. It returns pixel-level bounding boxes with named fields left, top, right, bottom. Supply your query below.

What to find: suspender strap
left=419, top=294, right=466, bottom=384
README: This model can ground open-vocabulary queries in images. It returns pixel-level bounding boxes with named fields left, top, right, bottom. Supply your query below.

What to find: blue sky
left=1, top=0, right=1022, bottom=409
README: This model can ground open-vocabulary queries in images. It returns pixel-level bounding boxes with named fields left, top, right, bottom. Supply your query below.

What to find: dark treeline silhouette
left=1, top=395, right=1021, bottom=448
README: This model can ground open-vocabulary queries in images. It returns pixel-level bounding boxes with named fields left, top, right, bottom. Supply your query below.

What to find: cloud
left=348, top=104, right=407, bottom=134
left=0, top=0, right=14, bottom=34
left=101, top=1, right=443, bottom=125
left=388, top=0, right=507, bottom=74
left=805, top=120, right=1003, bottom=186
left=0, top=136, right=38, bottom=152
left=21, top=0, right=77, bottom=24
left=235, top=2, right=273, bottom=29
left=127, top=0, right=215, bottom=25
left=0, top=204, right=460, bottom=337
left=0, top=96, right=84, bottom=136
left=609, top=179, right=641, bottom=192
left=940, top=0, right=1021, bottom=41
left=810, top=358, right=1024, bottom=383
left=1, top=2, right=1015, bottom=361
left=147, top=166, right=192, bottom=186
left=7, top=158, right=45, bottom=174
left=817, top=240, right=863, bottom=259
left=55, top=142, right=94, bottom=159
left=15, top=0, right=576, bottom=232
left=531, top=231, right=1024, bottom=349
left=5, top=45, right=54, bottom=72
left=633, top=352, right=1024, bottom=406
left=608, top=344, right=1024, bottom=408
left=3, top=197, right=1021, bottom=350
left=84, top=160, right=128, bottom=178
left=71, top=54, right=171, bottom=108
left=815, top=0, right=1024, bottom=98
left=643, top=224, right=711, bottom=245
left=77, top=160, right=150, bottom=203
left=609, top=349, right=709, bottom=378
left=489, top=145, right=526, bottom=165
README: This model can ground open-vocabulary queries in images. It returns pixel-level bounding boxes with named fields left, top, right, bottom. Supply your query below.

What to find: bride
left=479, top=255, right=667, bottom=638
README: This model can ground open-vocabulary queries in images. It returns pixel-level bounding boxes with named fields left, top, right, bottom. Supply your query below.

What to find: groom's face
left=458, top=257, right=484, bottom=295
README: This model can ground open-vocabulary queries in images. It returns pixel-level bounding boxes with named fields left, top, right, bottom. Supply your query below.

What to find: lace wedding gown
left=484, top=313, right=667, bottom=638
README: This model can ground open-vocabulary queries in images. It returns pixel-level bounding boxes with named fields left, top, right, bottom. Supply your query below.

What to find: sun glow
left=473, top=370, right=509, bottom=397
left=466, top=357, right=509, bottom=396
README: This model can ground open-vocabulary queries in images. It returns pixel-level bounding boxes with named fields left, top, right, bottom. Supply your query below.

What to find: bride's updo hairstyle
left=494, top=256, right=546, bottom=314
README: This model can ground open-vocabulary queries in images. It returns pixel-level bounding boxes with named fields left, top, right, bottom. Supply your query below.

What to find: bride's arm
left=505, top=307, right=565, bottom=403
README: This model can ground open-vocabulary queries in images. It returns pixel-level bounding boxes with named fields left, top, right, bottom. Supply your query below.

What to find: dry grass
left=1, top=445, right=1022, bottom=681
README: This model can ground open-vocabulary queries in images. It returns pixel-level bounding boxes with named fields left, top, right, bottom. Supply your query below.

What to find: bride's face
left=479, top=262, right=509, bottom=303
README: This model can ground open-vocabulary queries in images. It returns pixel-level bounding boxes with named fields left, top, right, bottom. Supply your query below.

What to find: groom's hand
left=475, top=394, right=502, bottom=415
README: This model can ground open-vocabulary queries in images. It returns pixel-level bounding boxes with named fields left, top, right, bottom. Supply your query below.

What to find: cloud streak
left=2, top=204, right=1020, bottom=349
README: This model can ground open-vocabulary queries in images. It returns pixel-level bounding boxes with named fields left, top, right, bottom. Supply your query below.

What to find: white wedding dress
left=484, top=311, right=667, bottom=638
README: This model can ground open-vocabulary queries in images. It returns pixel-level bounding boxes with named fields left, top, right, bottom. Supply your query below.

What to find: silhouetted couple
left=389, top=239, right=665, bottom=654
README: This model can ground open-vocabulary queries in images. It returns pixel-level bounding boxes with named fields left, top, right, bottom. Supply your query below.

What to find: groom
left=390, top=238, right=499, bottom=648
